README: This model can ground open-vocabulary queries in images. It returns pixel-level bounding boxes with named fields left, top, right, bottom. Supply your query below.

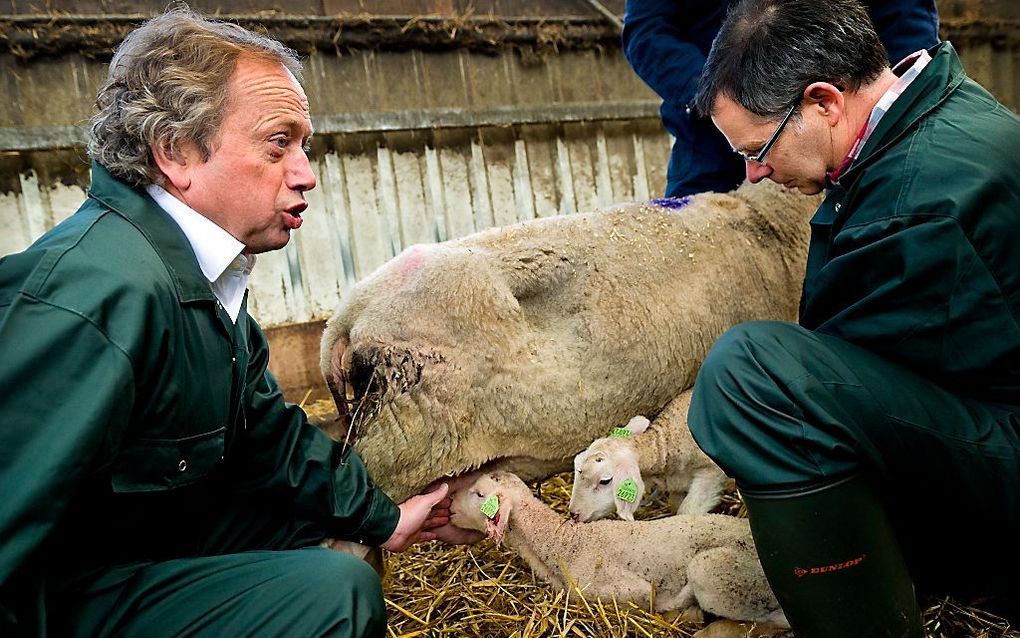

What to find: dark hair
left=87, top=6, right=303, bottom=187
left=693, top=0, right=888, bottom=120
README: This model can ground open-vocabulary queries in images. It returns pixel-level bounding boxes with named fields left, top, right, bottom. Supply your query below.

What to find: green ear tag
left=480, top=495, right=500, bottom=519
left=615, top=479, right=638, bottom=503
left=609, top=427, right=631, bottom=438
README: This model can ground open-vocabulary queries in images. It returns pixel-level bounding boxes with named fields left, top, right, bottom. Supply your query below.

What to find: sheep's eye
left=473, top=490, right=485, bottom=498
left=598, top=477, right=612, bottom=486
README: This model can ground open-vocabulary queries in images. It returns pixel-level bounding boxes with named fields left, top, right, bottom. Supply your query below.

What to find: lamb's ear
left=612, top=457, right=645, bottom=521
left=625, top=415, right=650, bottom=436
left=485, top=491, right=513, bottom=545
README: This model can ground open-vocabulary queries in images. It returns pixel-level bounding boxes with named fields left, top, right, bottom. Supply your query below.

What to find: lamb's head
left=569, top=416, right=649, bottom=522
left=449, top=471, right=530, bottom=545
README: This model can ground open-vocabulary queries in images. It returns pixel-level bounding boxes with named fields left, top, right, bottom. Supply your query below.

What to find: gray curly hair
left=87, top=6, right=303, bottom=187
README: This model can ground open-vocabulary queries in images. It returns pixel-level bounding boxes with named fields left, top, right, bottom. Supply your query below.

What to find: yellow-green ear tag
left=480, top=495, right=500, bottom=519
left=615, top=479, right=638, bottom=503
left=609, top=427, right=631, bottom=438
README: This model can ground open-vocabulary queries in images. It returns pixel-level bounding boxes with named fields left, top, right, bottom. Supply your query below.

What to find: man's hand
left=381, top=477, right=488, bottom=551
left=427, top=521, right=486, bottom=545
left=422, top=472, right=487, bottom=545
left=381, top=483, right=453, bottom=552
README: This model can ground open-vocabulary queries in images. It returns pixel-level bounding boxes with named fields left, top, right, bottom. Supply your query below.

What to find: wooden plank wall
left=0, top=0, right=1016, bottom=399
left=0, top=0, right=624, bottom=16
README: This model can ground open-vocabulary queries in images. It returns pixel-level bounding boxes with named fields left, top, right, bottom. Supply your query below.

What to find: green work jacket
left=800, top=42, right=1020, bottom=405
left=0, top=163, right=399, bottom=631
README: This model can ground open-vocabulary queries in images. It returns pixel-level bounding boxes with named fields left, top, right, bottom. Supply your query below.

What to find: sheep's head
left=569, top=417, right=649, bottom=522
left=449, top=471, right=529, bottom=545
left=321, top=239, right=589, bottom=503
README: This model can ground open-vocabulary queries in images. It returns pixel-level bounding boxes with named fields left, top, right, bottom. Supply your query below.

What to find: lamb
left=320, top=180, right=821, bottom=502
left=569, top=389, right=728, bottom=521
left=450, top=471, right=788, bottom=637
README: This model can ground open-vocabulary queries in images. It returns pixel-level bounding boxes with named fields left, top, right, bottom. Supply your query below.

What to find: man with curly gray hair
left=0, top=7, right=457, bottom=637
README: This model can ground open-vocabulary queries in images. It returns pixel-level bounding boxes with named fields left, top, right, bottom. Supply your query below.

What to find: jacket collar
left=838, top=42, right=967, bottom=185
left=86, top=161, right=216, bottom=303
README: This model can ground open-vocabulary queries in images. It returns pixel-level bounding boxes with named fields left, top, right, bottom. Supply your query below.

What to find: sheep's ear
left=612, top=456, right=645, bottom=521
left=624, top=415, right=650, bottom=436
left=485, top=492, right=513, bottom=545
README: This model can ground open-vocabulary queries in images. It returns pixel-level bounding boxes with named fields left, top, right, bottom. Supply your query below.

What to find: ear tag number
left=480, top=495, right=500, bottom=519
left=616, top=479, right=638, bottom=503
left=609, top=427, right=631, bottom=438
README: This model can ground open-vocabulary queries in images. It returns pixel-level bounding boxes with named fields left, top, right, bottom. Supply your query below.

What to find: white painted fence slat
left=468, top=139, right=495, bottom=231
left=341, top=153, right=391, bottom=281
left=435, top=145, right=475, bottom=241
left=293, top=160, right=342, bottom=319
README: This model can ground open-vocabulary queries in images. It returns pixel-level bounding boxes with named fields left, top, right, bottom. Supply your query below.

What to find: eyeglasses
left=739, top=102, right=798, bottom=166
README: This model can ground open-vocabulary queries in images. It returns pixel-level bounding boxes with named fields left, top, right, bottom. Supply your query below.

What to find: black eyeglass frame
left=741, top=101, right=799, bottom=166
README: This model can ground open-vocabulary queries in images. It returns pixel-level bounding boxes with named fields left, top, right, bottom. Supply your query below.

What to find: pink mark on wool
left=396, top=245, right=430, bottom=281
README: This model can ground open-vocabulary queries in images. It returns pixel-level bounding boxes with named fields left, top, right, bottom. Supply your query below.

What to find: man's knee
left=281, top=548, right=386, bottom=636
left=689, top=321, right=816, bottom=481
left=692, top=321, right=800, bottom=408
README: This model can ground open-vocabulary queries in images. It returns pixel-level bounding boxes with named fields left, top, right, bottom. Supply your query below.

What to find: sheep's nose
left=570, top=512, right=582, bottom=523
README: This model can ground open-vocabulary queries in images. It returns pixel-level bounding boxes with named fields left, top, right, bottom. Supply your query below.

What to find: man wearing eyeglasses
left=621, top=0, right=938, bottom=198
left=685, top=0, right=1020, bottom=636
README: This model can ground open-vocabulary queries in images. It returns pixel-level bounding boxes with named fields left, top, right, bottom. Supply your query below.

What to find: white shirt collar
left=145, top=184, right=255, bottom=322
left=145, top=184, right=247, bottom=282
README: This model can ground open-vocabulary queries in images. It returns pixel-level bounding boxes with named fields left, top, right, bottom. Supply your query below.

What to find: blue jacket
left=622, top=0, right=940, bottom=197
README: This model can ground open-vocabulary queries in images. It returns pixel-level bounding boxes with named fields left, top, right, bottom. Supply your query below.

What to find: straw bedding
left=302, top=399, right=1017, bottom=638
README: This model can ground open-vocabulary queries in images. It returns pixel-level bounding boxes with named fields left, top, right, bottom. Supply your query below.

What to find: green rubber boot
left=742, top=475, right=922, bottom=638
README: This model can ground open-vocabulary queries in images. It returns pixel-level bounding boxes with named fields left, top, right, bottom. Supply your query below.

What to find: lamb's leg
left=685, top=548, right=786, bottom=627
left=677, top=466, right=729, bottom=514
left=653, top=581, right=697, bottom=614
left=693, top=620, right=793, bottom=638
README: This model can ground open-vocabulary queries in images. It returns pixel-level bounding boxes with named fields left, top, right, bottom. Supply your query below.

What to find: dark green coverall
left=689, top=43, right=1020, bottom=632
left=0, top=163, right=401, bottom=637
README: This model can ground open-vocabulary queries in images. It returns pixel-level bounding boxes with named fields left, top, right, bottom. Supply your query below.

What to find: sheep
left=321, top=180, right=821, bottom=502
left=450, top=471, right=789, bottom=637
left=569, top=389, right=728, bottom=522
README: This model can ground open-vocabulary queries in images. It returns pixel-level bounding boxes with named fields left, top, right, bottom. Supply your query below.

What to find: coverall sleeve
left=622, top=0, right=706, bottom=105
left=226, top=319, right=399, bottom=546
left=0, top=292, right=134, bottom=589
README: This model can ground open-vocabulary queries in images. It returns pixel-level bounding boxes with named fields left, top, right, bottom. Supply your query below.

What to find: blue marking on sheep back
left=648, top=196, right=692, bottom=210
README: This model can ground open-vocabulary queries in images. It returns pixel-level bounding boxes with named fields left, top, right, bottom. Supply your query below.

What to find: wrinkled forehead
left=226, top=55, right=312, bottom=131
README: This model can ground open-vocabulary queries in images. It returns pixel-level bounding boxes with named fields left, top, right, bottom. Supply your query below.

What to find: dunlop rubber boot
left=741, top=475, right=921, bottom=638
